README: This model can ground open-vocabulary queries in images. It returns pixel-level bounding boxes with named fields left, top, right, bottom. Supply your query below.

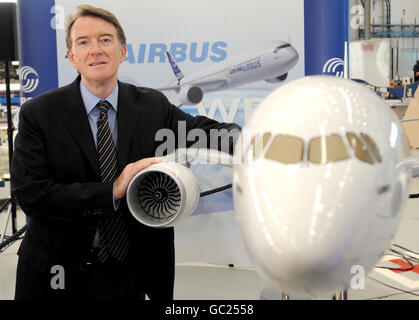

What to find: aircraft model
left=233, top=75, right=414, bottom=298
left=127, top=75, right=417, bottom=298
left=159, top=40, right=299, bottom=106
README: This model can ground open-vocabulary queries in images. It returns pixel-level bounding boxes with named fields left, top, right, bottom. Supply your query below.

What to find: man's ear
left=67, top=49, right=76, bottom=68
left=120, top=44, right=127, bottom=63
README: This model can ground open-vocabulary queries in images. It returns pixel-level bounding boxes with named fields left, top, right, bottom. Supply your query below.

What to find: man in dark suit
left=11, top=5, right=240, bottom=300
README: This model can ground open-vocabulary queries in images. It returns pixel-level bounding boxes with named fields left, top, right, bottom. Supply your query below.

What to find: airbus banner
left=18, top=0, right=349, bottom=120
left=17, top=0, right=349, bottom=265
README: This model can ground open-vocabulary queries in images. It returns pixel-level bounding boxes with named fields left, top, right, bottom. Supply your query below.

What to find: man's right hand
left=113, top=157, right=163, bottom=200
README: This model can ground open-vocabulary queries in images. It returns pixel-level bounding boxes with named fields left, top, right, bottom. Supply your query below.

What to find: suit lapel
left=117, top=81, right=142, bottom=169
left=61, top=76, right=100, bottom=178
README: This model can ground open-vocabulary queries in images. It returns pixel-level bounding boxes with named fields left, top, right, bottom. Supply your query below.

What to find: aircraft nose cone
left=233, top=75, right=411, bottom=297
left=285, top=46, right=299, bottom=66
left=273, top=45, right=298, bottom=72
left=234, top=163, right=374, bottom=296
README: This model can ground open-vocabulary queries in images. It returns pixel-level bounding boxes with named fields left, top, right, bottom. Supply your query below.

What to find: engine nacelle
left=178, top=85, right=204, bottom=105
left=127, top=162, right=200, bottom=228
left=265, top=73, right=288, bottom=83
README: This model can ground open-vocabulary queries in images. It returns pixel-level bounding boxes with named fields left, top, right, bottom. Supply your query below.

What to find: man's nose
left=89, top=40, right=103, bottom=55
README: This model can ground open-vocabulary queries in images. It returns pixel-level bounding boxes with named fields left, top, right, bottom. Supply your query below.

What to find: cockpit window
left=308, top=134, right=350, bottom=164
left=244, top=132, right=272, bottom=161
left=360, top=133, right=382, bottom=163
left=346, top=132, right=374, bottom=164
left=247, top=131, right=379, bottom=165
left=244, top=135, right=257, bottom=159
left=273, top=43, right=291, bottom=53
left=252, top=132, right=272, bottom=160
left=265, top=134, right=304, bottom=164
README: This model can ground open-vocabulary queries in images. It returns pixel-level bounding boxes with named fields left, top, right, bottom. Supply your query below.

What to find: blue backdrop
left=304, top=0, right=349, bottom=77
left=18, top=0, right=58, bottom=104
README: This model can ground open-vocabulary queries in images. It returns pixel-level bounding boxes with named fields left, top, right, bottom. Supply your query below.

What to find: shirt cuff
left=112, top=182, right=120, bottom=211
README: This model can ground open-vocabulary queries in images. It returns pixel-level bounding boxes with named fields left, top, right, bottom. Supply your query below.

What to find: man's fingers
left=114, top=157, right=164, bottom=200
left=131, top=157, right=163, bottom=173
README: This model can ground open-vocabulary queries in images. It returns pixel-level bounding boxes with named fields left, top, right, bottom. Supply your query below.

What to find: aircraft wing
left=191, top=78, right=227, bottom=91
left=163, top=51, right=227, bottom=92
left=407, top=154, right=419, bottom=178
left=157, top=85, right=180, bottom=92
left=158, top=78, right=227, bottom=93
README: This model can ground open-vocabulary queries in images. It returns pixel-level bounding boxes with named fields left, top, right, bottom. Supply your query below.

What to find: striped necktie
left=96, top=100, right=130, bottom=263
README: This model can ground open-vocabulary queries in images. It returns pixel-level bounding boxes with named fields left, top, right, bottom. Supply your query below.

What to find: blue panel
left=304, top=0, right=349, bottom=76
left=17, top=0, right=58, bottom=102
left=0, top=96, right=20, bottom=105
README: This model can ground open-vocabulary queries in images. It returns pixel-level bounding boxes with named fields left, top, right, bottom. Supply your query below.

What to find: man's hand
left=113, top=157, right=163, bottom=200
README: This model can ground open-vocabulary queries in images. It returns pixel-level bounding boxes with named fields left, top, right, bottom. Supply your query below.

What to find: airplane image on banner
left=159, top=41, right=299, bottom=106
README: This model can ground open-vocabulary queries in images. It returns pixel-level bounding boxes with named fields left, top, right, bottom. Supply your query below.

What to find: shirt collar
left=80, top=80, right=119, bottom=114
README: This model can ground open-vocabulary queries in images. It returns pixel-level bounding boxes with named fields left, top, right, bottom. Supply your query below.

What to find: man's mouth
left=89, top=62, right=107, bottom=66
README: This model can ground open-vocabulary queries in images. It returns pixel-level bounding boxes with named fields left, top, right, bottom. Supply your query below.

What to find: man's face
left=67, top=16, right=126, bottom=85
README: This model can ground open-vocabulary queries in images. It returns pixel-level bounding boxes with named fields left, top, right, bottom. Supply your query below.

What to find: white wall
left=350, top=0, right=419, bottom=79
left=369, top=0, right=419, bottom=25
left=389, top=0, right=419, bottom=25
left=370, top=0, right=419, bottom=49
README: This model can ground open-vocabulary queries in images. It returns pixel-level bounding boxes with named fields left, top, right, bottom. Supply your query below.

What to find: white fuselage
left=233, top=77, right=411, bottom=297
left=173, top=41, right=299, bottom=93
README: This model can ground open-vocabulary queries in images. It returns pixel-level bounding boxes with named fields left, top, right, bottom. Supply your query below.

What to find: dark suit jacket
left=414, top=62, right=419, bottom=82
left=11, top=75, right=240, bottom=297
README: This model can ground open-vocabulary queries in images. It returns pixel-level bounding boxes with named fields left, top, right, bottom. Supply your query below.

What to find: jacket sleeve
left=11, top=102, right=115, bottom=222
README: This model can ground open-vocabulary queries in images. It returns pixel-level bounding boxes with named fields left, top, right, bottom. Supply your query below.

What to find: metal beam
left=365, top=0, right=371, bottom=39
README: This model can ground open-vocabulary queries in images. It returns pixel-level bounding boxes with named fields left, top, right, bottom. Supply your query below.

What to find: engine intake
left=265, top=73, right=288, bottom=83
left=127, top=162, right=200, bottom=228
left=178, top=85, right=204, bottom=105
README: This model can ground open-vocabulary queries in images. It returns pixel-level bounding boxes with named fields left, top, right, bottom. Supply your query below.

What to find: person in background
left=413, top=60, right=419, bottom=82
